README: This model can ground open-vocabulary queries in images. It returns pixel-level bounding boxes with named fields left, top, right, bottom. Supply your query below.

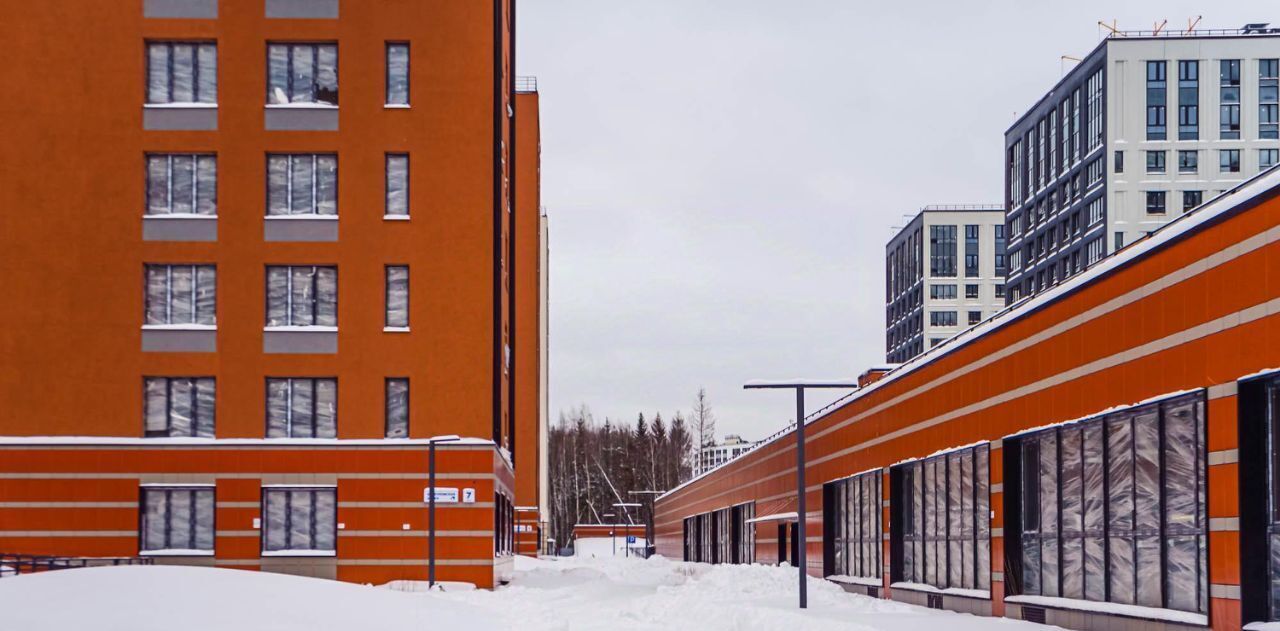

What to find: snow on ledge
left=265, top=103, right=338, bottom=109
left=1002, top=388, right=1205, bottom=441
left=1005, top=595, right=1208, bottom=626
left=261, top=550, right=336, bottom=558
left=140, top=549, right=214, bottom=557
left=826, top=574, right=882, bottom=587
left=144, top=103, right=217, bottom=109
left=263, top=325, right=339, bottom=332
left=1245, top=622, right=1280, bottom=631
left=891, top=582, right=990, bottom=600
left=745, top=512, right=798, bottom=524
left=142, top=324, right=216, bottom=331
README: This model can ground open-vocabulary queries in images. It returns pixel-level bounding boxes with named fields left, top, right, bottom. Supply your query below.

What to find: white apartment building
left=696, top=434, right=758, bottom=476
left=885, top=205, right=1008, bottom=363
left=1005, top=24, right=1280, bottom=303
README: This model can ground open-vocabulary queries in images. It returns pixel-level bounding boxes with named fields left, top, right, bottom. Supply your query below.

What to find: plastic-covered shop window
left=147, top=42, right=216, bottom=104
left=144, top=377, right=215, bottom=438
left=147, top=154, right=216, bottom=215
left=266, top=266, right=337, bottom=328
left=895, top=444, right=990, bottom=590
left=267, top=44, right=338, bottom=106
left=1016, top=392, right=1206, bottom=614
left=142, top=487, right=214, bottom=552
left=263, top=488, right=336, bottom=552
left=826, top=470, right=882, bottom=579
left=267, top=155, right=337, bottom=216
left=386, top=44, right=409, bottom=106
left=386, top=154, right=409, bottom=216
left=145, top=265, right=216, bottom=326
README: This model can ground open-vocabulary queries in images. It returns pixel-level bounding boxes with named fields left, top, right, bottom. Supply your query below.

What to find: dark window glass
left=1178, top=60, right=1198, bottom=140
left=1222, top=60, right=1242, bottom=139
left=1147, top=61, right=1168, bottom=140
left=1178, top=150, right=1198, bottom=173
left=1146, top=151, right=1166, bottom=173
left=1145, top=191, right=1167, bottom=214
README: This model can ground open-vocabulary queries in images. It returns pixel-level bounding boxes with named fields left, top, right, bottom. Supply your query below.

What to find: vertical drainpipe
left=492, top=0, right=504, bottom=446
left=508, top=0, right=518, bottom=467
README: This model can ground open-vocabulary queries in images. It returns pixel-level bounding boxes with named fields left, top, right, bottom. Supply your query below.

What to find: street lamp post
left=601, top=513, right=616, bottom=556
left=427, top=434, right=461, bottom=590
left=744, top=380, right=857, bottom=609
left=628, top=490, right=666, bottom=558
left=612, top=502, right=641, bottom=558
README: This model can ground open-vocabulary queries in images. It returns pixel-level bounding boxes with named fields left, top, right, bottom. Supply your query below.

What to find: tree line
left=547, top=389, right=717, bottom=552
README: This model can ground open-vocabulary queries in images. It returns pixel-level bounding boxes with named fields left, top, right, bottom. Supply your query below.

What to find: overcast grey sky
left=519, top=1, right=1274, bottom=441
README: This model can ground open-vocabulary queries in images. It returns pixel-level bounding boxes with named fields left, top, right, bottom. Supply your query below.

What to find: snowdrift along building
left=655, top=161, right=1280, bottom=629
left=0, top=0, right=547, bottom=588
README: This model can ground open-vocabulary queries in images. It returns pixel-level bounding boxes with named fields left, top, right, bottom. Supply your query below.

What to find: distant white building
left=697, top=434, right=757, bottom=475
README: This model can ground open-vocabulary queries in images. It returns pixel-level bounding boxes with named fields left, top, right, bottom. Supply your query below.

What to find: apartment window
left=265, top=266, right=337, bottom=327
left=1087, top=156, right=1104, bottom=187
left=965, top=284, right=979, bottom=299
left=146, top=154, right=216, bottom=215
left=929, top=225, right=957, bottom=277
left=1145, top=191, right=1167, bottom=214
left=1262, top=149, right=1280, bottom=170
left=141, top=487, right=214, bottom=553
left=1178, top=150, right=1198, bottom=174
left=267, top=43, right=337, bottom=105
left=1114, top=231, right=1124, bottom=251
left=1011, top=393, right=1206, bottom=614
left=1087, top=69, right=1104, bottom=150
left=1177, top=60, right=1199, bottom=140
left=262, top=487, right=336, bottom=553
left=1146, top=150, right=1165, bottom=174
left=386, top=43, right=409, bottom=106
left=825, top=470, right=881, bottom=579
left=266, top=154, right=337, bottom=216
left=968, top=311, right=981, bottom=325
left=385, top=154, right=409, bottom=217
left=1221, top=149, right=1242, bottom=173
left=145, top=265, right=216, bottom=326
left=994, top=224, right=1007, bottom=278
left=266, top=378, right=336, bottom=438
left=1147, top=61, right=1167, bottom=140
left=1072, top=88, right=1082, bottom=160
left=145, top=377, right=215, bottom=438
left=385, top=378, right=409, bottom=438
left=930, top=284, right=956, bottom=300
left=1262, top=59, right=1279, bottom=139
left=995, top=284, right=1005, bottom=299
left=1087, top=197, right=1104, bottom=226
left=964, top=225, right=979, bottom=277
left=895, top=444, right=990, bottom=591
left=147, top=42, right=216, bottom=104
left=1222, top=60, right=1242, bottom=139
left=1114, top=150, right=1124, bottom=174
left=385, top=265, right=409, bottom=328
left=1183, top=190, right=1203, bottom=212
left=1086, top=236, right=1105, bottom=266
left=929, top=311, right=957, bottom=327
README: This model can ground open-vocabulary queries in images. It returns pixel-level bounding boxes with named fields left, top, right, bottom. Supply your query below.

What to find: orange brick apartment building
left=0, top=0, right=547, bottom=587
left=656, top=166, right=1280, bottom=630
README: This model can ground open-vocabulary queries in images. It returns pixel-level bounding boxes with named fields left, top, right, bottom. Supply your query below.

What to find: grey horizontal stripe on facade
left=0, top=444, right=496, bottom=452
left=992, top=572, right=1004, bottom=582
left=336, top=559, right=492, bottom=567
left=213, top=559, right=261, bottom=566
left=216, top=502, right=259, bottom=509
left=1209, top=449, right=1239, bottom=466
left=216, top=531, right=258, bottom=537
left=1210, top=583, right=1241, bottom=599
left=0, top=501, right=134, bottom=508
left=663, top=227, right=1280, bottom=512
left=1207, top=382, right=1238, bottom=400
left=0, top=531, right=136, bottom=537
left=989, top=439, right=1003, bottom=451
left=990, top=483, right=1004, bottom=494
left=0, top=472, right=495, bottom=481
left=664, top=296, right=1280, bottom=516
left=992, top=528, right=1004, bottom=537
left=882, top=500, right=891, bottom=507
left=1209, top=517, right=1240, bottom=532
left=339, top=530, right=491, bottom=538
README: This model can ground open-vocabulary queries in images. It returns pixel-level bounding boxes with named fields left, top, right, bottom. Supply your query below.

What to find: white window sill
left=263, top=326, right=338, bottom=332
left=142, top=324, right=217, bottom=331
left=1004, top=595, right=1209, bottom=626
left=826, top=575, right=882, bottom=587
left=261, top=549, right=336, bottom=558
left=140, top=549, right=215, bottom=557
left=383, top=326, right=410, bottom=333
left=144, top=213, right=218, bottom=219
left=144, top=103, right=218, bottom=109
left=383, top=215, right=411, bottom=221
left=265, top=215, right=338, bottom=221
left=384, top=104, right=411, bottom=109
left=265, top=103, right=338, bottom=110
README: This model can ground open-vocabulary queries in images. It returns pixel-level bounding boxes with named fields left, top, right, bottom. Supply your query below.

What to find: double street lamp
left=744, top=380, right=858, bottom=609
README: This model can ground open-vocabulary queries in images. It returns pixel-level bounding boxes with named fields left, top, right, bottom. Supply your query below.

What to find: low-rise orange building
left=656, top=166, right=1280, bottom=629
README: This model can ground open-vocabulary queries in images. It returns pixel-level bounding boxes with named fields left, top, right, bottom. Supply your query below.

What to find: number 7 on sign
left=462, top=488, right=476, bottom=503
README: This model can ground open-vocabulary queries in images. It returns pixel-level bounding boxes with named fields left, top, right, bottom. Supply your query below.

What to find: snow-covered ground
left=0, top=555, right=1056, bottom=630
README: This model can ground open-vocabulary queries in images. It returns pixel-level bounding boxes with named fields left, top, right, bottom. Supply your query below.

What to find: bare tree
left=691, top=387, right=716, bottom=472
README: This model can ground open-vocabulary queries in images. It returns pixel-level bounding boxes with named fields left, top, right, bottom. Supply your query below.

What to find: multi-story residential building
left=696, top=434, right=758, bottom=476
left=0, top=0, right=545, bottom=588
left=885, top=205, right=1008, bottom=363
left=1005, top=23, right=1280, bottom=303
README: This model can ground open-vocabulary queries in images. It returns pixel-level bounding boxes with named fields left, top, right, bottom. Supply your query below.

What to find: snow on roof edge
left=0, top=436, right=497, bottom=447
left=659, top=164, right=1280, bottom=504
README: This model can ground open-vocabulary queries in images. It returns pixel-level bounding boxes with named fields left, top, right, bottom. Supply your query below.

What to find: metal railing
left=1109, top=26, right=1280, bottom=38
left=920, top=203, right=1004, bottom=212
left=515, top=76, right=538, bottom=93
left=0, top=553, right=153, bottom=578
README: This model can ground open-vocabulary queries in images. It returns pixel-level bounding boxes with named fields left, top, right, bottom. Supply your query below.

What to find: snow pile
left=0, top=565, right=500, bottom=631
left=440, top=555, right=1050, bottom=631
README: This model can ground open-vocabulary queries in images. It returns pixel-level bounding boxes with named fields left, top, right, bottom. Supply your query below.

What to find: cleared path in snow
left=440, top=555, right=1059, bottom=631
